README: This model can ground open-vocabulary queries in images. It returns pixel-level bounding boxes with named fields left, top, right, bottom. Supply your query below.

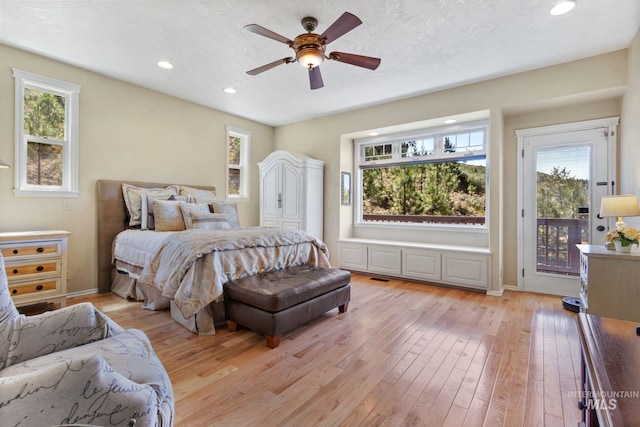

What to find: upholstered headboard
left=96, top=180, right=216, bottom=293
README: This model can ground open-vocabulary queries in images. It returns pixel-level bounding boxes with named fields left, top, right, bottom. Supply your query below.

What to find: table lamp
left=599, top=195, right=640, bottom=230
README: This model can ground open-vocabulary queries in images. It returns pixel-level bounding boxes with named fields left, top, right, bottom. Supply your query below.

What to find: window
left=356, top=121, right=488, bottom=226
left=13, top=68, right=80, bottom=197
left=226, top=125, right=251, bottom=199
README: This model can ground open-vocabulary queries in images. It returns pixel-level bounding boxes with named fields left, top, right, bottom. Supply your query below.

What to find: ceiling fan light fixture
left=549, top=0, right=576, bottom=16
left=244, top=12, right=380, bottom=89
left=297, top=47, right=325, bottom=69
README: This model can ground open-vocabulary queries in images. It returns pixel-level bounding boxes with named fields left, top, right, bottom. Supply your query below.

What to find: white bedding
left=112, top=227, right=331, bottom=320
left=113, top=229, right=175, bottom=278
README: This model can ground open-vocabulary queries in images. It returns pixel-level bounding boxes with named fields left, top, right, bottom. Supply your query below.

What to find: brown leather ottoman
left=223, top=265, right=351, bottom=348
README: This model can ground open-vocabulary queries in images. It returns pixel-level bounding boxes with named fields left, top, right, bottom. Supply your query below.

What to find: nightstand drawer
left=9, top=279, right=59, bottom=298
left=0, top=241, right=61, bottom=259
left=5, top=260, right=61, bottom=279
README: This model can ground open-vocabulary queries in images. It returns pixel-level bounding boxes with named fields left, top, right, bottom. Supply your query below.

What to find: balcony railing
left=536, top=218, right=588, bottom=276
left=362, top=214, right=485, bottom=225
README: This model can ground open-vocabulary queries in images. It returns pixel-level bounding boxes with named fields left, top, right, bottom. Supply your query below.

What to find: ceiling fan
left=244, top=12, right=381, bottom=90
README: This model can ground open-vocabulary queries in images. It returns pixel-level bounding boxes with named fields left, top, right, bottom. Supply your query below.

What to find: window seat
left=338, top=238, right=491, bottom=291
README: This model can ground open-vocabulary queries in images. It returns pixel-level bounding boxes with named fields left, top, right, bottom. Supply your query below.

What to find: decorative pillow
left=122, top=184, right=179, bottom=227
left=179, top=203, right=211, bottom=229
left=153, top=200, right=186, bottom=232
left=142, top=194, right=189, bottom=230
left=179, top=185, right=218, bottom=205
left=210, top=200, right=240, bottom=229
left=190, top=212, right=230, bottom=230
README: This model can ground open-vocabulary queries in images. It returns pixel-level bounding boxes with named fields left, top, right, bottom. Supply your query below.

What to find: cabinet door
left=441, top=252, right=488, bottom=290
left=339, top=243, right=368, bottom=271
left=280, top=161, right=302, bottom=229
left=403, top=249, right=441, bottom=281
left=368, top=245, right=402, bottom=275
left=260, top=163, right=280, bottom=227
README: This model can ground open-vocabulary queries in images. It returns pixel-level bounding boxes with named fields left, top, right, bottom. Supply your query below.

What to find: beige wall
left=274, top=50, right=630, bottom=292
left=0, top=44, right=275, bottom=294
left=621, top=29, right=640, bottom=207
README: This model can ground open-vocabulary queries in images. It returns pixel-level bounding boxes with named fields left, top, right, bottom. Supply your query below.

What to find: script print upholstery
left=0, top=253, right=174, bottom=426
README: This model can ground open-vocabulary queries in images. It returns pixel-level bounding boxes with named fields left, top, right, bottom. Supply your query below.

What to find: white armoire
left=258, top=150, right=324, bottom=240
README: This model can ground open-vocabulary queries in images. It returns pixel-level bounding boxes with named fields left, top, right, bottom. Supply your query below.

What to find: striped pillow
left=189, top=212, right=230, bottom=230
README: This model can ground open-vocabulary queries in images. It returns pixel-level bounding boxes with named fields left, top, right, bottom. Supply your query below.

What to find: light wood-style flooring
left=70, top=273, right=582, bottom=427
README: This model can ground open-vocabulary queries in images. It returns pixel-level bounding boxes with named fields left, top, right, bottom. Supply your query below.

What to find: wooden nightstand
left=577, top=244, right=640, bottom=322
left=0, top=230, right=70, bottom=307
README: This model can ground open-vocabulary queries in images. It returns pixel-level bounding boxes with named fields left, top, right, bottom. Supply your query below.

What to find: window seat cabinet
left=338, top=239, right=490, bottom=291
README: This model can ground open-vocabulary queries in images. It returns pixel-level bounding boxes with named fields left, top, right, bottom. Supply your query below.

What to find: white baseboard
left=67, top=288, right=99, bottom=299
left=486, top=287, right=505, bottom=297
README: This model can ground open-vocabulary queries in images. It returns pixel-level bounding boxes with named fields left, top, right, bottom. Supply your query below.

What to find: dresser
left=577, top=313, right=640, bottom=426
left=577, top=244, right=640, bottom=323
left=258, top=150, right=324, bottom=240
left=0, top=230, right=70, bottom=307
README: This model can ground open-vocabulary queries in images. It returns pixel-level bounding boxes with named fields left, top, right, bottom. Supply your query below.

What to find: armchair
left=0, top=253, right=174, bottom=426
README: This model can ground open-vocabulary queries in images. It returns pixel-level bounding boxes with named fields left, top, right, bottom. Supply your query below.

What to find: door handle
left=597, top=225, right=605, bottom=232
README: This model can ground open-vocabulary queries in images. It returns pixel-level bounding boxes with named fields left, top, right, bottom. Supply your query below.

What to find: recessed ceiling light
left=549, top=0, right=576, bottom=16
left=369, top=131, right=379, bottom=136
left=157, top=61, right=174, bottom=69
left=444, top=119, right=457, bottom=124
left=223, top=87, right=237, bottom=94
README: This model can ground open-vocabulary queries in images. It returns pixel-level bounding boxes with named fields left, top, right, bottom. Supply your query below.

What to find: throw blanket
left=139, top=227, right=330, bottom=318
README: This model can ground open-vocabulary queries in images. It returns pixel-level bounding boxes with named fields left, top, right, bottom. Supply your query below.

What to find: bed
left=96, top=179, right=330, bottom=335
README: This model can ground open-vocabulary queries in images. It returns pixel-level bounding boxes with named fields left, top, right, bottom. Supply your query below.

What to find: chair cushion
left=0, top=328, right=174, bottom=426
left=223, top=266, right=351, bottom=313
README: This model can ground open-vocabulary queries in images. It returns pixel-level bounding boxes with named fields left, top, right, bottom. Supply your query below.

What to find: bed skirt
left=111, top=269, right=225, bottom=335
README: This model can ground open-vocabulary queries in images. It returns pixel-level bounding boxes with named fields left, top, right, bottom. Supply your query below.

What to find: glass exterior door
left=522, top=128, right=609, bottom=296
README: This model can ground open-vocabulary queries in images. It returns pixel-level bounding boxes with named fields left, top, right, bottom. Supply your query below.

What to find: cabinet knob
left=37, top=247, right=44, bottom=253
left=12, top=249, right=18, bottom=254
left=12, top=269, right=18, bottom=274
left=36, top=285, right=43, bottom=291
left=36, top=266, right=44, bottom=272
left=11, top=289, right=17, bottom=294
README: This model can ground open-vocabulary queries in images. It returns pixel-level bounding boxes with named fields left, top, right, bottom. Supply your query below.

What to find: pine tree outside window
left=226, top=125, right=251, bottom=200
left=13, top=69, right=80, bottom=197
left=355, top=121, right=488, bottom=227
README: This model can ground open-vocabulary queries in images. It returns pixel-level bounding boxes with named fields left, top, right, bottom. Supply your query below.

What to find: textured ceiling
left=1, top=1, right=638, bottom=126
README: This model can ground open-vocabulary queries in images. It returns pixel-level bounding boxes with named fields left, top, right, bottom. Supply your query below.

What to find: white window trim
left=225, top=125, right=251, bottom=200
left=13, top=68, right=80, bottom=198
left=354, top=119, right=489, bottom=228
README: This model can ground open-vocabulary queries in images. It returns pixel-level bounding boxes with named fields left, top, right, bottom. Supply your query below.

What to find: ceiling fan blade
left=243, top=24, right=293, bottom=46
left=319, top=12, right=362, bottom=44
left=329, top=52, right=381, bottom=70
left=246, top=57, right=294, bottom=75
left=309, top=66, right=324, bottom=90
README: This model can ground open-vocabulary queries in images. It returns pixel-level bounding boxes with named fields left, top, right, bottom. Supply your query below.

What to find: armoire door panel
left=281, top=162, right=301, bottom=222
left=261, top=164, right=280, bottom=225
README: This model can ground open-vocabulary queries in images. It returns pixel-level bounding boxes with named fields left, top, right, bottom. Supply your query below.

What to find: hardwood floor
left=69, top=273, right=582, bottom=427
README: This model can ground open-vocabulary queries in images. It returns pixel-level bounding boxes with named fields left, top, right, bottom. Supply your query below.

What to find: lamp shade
left=599, top=195, right=640, bottom=218
left=0, top=156, right=9, bottom=169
